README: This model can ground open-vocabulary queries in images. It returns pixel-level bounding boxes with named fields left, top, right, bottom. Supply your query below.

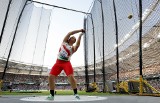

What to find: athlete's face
left=69, top=36, right=76, bottom=44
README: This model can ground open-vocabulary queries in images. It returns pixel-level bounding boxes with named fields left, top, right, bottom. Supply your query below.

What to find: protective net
left=85, top=0, right=160, bottom=93
left=0, top=0, right=52, bottom=76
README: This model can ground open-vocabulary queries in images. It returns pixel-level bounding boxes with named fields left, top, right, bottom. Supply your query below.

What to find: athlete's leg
left=49, top=60, right=63, bottom=91
left=47, top=61, right=62, bottom=100
left=46, top=74, right=56, bottom=100
left=63, top=61, right=80, bottom=99
left=63, top=61, right=76, bottom=90
left=48, top=74, right=56, bottom=95
left=67, top=74, right=77, bottom=90
left=67, top=74, right=80, bottom=99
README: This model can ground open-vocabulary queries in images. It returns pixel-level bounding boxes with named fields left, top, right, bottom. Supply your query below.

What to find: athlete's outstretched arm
left=63, top=29, right=85, bottom=42
left=73, top=33, right=84, bottom=53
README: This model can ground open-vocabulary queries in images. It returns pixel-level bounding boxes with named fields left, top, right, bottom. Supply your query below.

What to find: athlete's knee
left=49, top=74, right=56, bottom=81
left=67, top=74, right=74, bottom=79
left=68, top=75, right=76, bottom=82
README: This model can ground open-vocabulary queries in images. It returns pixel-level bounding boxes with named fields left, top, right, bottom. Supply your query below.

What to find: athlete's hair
left=68, top=36, right=76, bottom=43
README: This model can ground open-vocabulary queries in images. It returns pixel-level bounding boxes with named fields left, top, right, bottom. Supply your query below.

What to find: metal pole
left=89, top=14, right=96, bottom=83
left=0, top=0, right=12, bottom=45
left=84, top=17, right=89, bottom=91
left=139, top=0, right=143, bottom=95
left=113, top=0, right=120, bottom=93
left=1, top=0, right=28, bottom=79
left=28, top=0, right=89, bottom=14
left=100, top=0, right=106, bottom=93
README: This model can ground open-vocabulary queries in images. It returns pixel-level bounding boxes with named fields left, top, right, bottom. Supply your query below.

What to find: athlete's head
left=68, top=36, right=76, bottom=44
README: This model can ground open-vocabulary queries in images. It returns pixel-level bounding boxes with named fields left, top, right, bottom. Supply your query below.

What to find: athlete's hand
left=81, top=29, right=85, bottom=33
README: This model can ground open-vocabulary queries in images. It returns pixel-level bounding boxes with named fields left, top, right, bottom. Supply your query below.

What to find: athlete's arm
left=72, top=33, right=84, bottom=53
left=63, top=29, right=85, bottom=42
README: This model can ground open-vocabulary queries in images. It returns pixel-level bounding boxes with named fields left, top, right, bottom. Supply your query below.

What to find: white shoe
left=74, top=94, right=80, bottom=100
left=46, top=94, right=54, bottom=100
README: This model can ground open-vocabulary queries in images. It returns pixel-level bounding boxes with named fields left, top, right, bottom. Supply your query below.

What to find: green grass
left=1, top=90, right=127, bottom=96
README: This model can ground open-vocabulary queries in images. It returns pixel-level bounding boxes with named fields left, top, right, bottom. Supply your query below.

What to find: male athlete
left=47, top=29, right=85, bottom=100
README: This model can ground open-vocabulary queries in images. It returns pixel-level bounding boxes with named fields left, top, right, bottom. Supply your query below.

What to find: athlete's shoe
left=74, top=94, right=80, bottom=100
left=46, top=94, right=54, bottom=100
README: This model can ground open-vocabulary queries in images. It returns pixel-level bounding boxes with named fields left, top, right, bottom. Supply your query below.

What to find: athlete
left=46, top=29, right=85, bottom=100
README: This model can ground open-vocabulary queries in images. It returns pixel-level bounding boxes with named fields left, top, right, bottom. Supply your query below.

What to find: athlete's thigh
left=63, top=61, right=73, bottom=76
left=50, top=63, right=62, bottom=76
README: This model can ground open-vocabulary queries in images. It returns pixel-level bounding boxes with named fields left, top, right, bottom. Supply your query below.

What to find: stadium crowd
left=0, top=64, right=160, bottom=92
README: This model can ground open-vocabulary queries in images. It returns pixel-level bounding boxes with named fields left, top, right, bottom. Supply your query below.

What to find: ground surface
left=0, top=95, right=160, bottom=103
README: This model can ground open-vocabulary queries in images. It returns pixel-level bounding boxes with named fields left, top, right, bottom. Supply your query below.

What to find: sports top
left=57, top=42, right=73, bottom=61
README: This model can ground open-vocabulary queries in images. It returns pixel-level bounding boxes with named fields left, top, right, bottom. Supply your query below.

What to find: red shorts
left=50, top=59, right=73, bottom=76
